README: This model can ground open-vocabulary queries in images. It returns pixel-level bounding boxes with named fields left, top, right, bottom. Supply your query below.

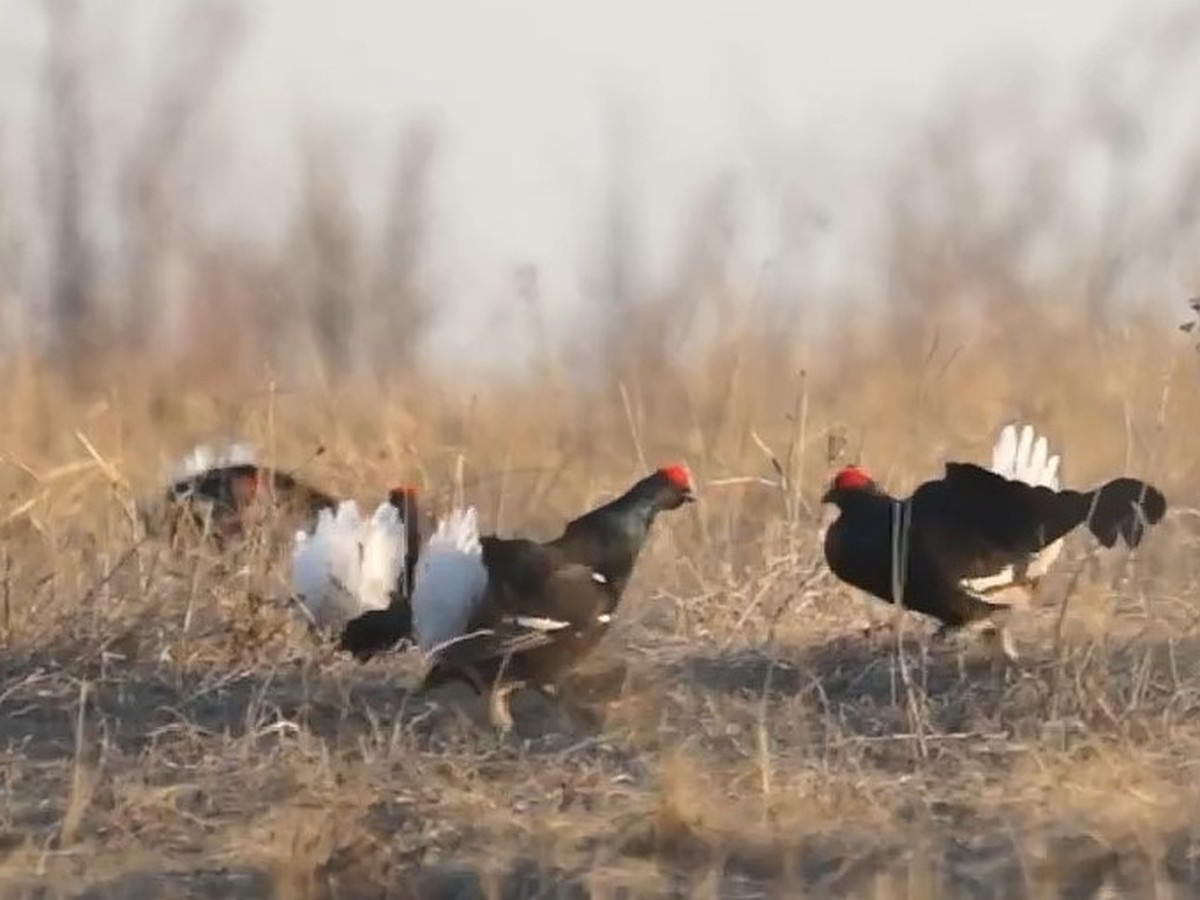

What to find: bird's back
left=914, top=463, right=1086, bottom=563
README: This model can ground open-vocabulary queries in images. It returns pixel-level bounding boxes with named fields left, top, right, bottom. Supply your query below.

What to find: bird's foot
left=975, top=619, right=1020, bottom=667
left=931, top=623, right=956, bottom=644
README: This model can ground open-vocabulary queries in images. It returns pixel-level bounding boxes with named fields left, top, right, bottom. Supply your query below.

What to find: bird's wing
left=425, top=559, right=611, bottom=670
left=265, top=470, right=340, bottom=515
left=410, top=506, right=489, bottom=653
left=912, top=463, right=1084, bottom=592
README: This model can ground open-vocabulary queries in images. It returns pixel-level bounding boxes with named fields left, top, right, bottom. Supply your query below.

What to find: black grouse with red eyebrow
left=155, top=460, right=339, bottom=548
left=411, top=464, right=696, bottom=732
left=819, top=426, right=1166, bottom=660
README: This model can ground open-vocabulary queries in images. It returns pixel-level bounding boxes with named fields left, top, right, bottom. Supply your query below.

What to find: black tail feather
left=1084, top=478, right=1167, bottom=548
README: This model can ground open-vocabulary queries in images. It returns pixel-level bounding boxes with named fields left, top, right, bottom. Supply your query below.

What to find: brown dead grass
left=0, top=313, right=1197, bottom=898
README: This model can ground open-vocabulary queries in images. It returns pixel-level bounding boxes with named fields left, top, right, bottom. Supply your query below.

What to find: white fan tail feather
left=428, top=506, right=483, bottom=555
left=411, top=506, right=488, bottom=653
left=990, top=423, right=1061, bottom=489
left=289, top=500, right=394, bottom=632
left=990, top=425, right=1019, bottom=479
left=985, top=422, right=1067, bottom=586
left=291, top=510, right=337, bottom=627
left=169, top=441, right=258, bottom=483
left=357, top=501, right=408, bottom=613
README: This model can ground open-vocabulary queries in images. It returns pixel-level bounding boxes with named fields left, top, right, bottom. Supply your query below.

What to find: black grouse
left=425, top=535, right=617, bottom=731
left=144, top=443, right=339, bottom=548
left=819, top=423, right=1167, bottom=661
left=339, top=464, right=696, bottom=731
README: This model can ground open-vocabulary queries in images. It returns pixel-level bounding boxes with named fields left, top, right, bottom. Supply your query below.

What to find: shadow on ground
left=671, top=628, right=1200, bottom=741
left=51, top=827, right=1200, bottom=900
left=2, top=630, right=1200, bottom=898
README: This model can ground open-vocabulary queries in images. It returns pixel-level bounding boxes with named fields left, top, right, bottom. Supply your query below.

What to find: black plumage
left=423, top=536, right=614, bottom=713
left=821, top=457, right=1167, bottom=659
left=396, top=464, right=696, bottom=730
left=543, top=464, right=696, bottom=606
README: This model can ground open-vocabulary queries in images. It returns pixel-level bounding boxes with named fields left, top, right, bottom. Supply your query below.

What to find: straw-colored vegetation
left=0, top=316, right=1196, bottom=897
left=3, top=2, right=1200, bottom=895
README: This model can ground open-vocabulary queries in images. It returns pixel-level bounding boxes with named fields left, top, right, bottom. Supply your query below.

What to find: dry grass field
left=0, top=309, right=1194, bottom=899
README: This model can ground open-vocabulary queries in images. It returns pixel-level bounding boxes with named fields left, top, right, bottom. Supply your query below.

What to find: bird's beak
left=683, top=488, right=697, bottom=503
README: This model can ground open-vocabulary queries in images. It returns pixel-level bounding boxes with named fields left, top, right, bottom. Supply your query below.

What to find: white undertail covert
left=291, top=500, right=408, bottom=633
left=410, top=506, right=489, bottom=654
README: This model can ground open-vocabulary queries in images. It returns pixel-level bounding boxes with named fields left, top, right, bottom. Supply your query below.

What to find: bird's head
left=649, top=463, right=697, bottom=510
left=387, top=484, right=419, bottom=513
left=820, top=465, right=876, bottom=505
left=818, top=465, right=877, bottom=540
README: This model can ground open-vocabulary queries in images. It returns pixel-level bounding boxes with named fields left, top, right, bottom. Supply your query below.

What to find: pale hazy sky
left=0, top=0, right=1191, bottom=359
left=239, top=0, right=1143, bottom=306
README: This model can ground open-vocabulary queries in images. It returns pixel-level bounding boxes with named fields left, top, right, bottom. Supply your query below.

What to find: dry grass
left=0, top=313, right=1198, bottom=899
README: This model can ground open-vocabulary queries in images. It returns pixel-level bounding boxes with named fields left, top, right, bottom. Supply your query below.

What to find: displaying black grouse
left=145, top=443, right=338, bottom=548
left=819, top=423, right=1167, bottom=661
left=425, top=535, right=617, bottom=731
left=338, top=464, right=696, bottom=730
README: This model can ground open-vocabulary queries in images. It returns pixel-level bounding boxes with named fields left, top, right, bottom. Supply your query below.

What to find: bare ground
left=1, top=556, right=1199, bottom=899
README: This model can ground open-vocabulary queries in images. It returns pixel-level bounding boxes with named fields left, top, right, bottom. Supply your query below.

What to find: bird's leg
left=930, top=622, right=970, bottom=678
left=994, top=624, right=1019, bottom=664
left=954, top=614, right=1020, bottom=674
left=978, top=607, right=1019, bottom=666
left=488, top=683, right=518, bottom=735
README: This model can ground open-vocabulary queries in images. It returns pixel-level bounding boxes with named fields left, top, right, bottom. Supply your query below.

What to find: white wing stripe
left=961, top=566, right=1016, bottom=593
left=505, top=615, right=571, bottom=632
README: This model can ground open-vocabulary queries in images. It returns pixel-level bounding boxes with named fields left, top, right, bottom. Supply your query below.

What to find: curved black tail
left=1084, top=478, right=1167, bottom=548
